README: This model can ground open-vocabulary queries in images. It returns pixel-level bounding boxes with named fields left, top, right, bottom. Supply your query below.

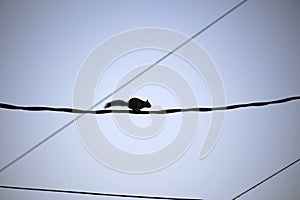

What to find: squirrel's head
left=145, top=99, right=151, bottom=108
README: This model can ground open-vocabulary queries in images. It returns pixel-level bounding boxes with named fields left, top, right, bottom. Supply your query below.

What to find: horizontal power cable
left=0, top=185, right=202, bottom=200
left=0, top=96, right=299, bottom=115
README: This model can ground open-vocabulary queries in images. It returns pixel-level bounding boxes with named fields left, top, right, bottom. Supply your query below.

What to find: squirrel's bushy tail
left=104, top=100, right=128, bottom=108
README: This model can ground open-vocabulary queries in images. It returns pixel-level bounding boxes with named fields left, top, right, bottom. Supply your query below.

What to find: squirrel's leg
left=132, top=105, right=139, bottom=112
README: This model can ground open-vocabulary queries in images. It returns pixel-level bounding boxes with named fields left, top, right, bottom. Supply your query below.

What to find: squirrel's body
left=104, top=97, right=151, bottom=111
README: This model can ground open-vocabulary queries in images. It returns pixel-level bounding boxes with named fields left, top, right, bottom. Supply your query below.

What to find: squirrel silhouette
left=104, top=97, right=151, bottom=111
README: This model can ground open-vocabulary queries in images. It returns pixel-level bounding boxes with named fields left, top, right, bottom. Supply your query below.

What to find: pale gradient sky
left=0, top=0, right=300, bottom=200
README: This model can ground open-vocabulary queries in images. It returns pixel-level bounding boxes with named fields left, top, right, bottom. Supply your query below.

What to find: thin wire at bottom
left=0, top=185, right=202, bottom=200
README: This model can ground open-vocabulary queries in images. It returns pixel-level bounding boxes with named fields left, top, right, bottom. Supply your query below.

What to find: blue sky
left=0, top=0, right=300, bottom=199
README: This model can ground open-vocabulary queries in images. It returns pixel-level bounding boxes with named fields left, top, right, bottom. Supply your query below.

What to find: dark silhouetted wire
left=232, top=157, right=300, bottom=200
left=0, top=185, right=202, bottom=200
left=0, top=0, right=248, bottom=174
left=0, top=95, right=299, bottom=114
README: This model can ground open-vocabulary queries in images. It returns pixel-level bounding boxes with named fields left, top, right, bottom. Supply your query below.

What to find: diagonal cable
left=0, top=0, right=249, bottom=174
left=232, top=157, right=300, bottom=199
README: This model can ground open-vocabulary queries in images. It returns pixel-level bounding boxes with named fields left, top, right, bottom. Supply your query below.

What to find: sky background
left=0, top=0, right=300, bottom=199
